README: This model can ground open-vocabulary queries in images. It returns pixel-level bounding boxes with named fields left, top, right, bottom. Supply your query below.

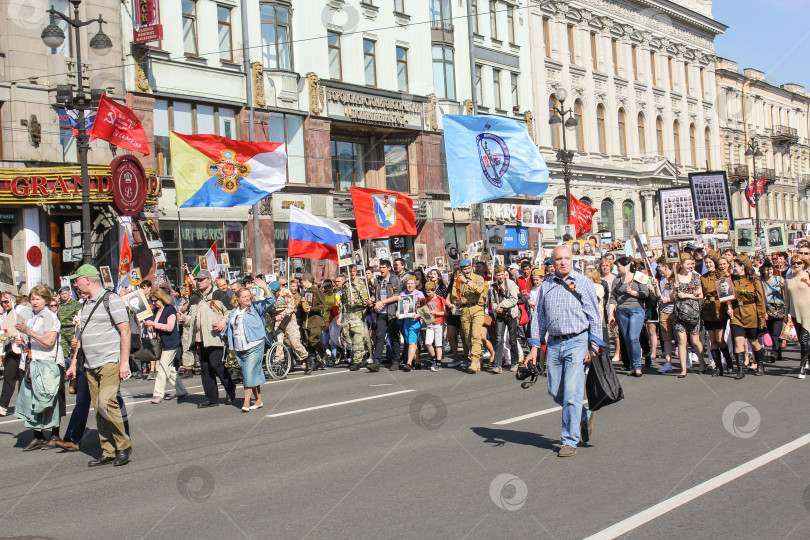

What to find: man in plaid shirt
left=526, top=245, right=603, bottom=457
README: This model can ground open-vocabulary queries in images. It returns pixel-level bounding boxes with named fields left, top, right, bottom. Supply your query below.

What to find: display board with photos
left=688, top=171, right=734, bottom=228
left=519, top=205, right=557, bottom=229
left=659, top=187, right=697, bottom=241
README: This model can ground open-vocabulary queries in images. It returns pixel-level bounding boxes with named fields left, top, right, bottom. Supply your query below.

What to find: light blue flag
left=443, top=114, right=549, bottom=208
left=624, top=240, right=634, bottom=257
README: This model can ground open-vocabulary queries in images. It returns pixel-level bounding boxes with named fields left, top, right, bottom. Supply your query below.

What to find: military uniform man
left=266, top=280, right=308, bottom=365
left=340, top=265, right=369, bottom=371
left=449, top=260, right=489, bottom=373
left=56, top=286, right=82, bottom=363
left=299, top=273, right=327, bottom=374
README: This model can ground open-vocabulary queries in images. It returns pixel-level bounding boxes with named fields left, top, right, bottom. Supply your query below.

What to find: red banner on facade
left=88, top=95, right=150, bottom=155
left=135, top=0, right=157, bottom=26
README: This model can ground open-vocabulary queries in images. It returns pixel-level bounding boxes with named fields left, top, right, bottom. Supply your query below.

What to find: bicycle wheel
left=265, top=341, right=292, bottom=380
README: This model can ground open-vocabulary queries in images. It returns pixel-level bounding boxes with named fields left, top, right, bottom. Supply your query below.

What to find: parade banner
left=88, top=95, right=150, bottom=155
left=519, top=205, right=557, bottom=230
left=350, top=186, right=416, bottom=239
left=688, top=171, right=734, bottom=228
left=569, top=194, right=598, bottom=237
left=659, top=187, right=696, bottom=241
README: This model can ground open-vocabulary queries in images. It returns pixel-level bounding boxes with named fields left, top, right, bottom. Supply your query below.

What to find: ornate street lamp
left=744, top=137, right=765, bottom=246
left=549, top=88, right=578, bottom=209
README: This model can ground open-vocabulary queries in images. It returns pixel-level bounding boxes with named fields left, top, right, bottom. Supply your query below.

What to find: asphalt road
left=2, top=346, right=810, bottom=540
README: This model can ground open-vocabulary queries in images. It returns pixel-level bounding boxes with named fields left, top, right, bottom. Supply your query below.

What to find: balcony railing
left=754, top=168, right=777, bottom=182
left=772, top=125, right=798, bottom=144
left=430, top=20, right=454, bottom=32
left=728, top=163, right=749, bottom=179
left=800, top=174, right=810, bottom=188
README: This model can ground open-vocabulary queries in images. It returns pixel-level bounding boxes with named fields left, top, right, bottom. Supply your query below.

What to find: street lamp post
left=41, top=0, right=112, bottom=264
left=548, top=89, right=578, bottom=209
left=744, top=137, right=765, bottom=247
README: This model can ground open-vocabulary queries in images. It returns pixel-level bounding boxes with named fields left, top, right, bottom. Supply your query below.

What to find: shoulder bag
left=765, top=278, right=785, bottom=320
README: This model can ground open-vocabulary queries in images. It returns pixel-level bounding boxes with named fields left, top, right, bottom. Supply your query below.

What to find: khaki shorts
left=659, top=311, right=675, bottom=342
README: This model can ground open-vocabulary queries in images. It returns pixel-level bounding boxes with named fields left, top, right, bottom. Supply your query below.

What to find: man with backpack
left=66, top=265, right=133, bottom=467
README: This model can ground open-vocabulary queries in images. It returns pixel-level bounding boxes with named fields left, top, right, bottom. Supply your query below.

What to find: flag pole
left=451, top=209, right=460, bottom=267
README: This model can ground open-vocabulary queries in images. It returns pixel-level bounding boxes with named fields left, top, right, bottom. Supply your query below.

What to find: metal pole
left=561, top=115, right=571, bottom=205
left=241, top=0, right=262, bottom=274
left=73, top=1, right=92, bottom=264
left=464, top=0, right=487, bottom=258
left=755, top=192, right=760, bottom=248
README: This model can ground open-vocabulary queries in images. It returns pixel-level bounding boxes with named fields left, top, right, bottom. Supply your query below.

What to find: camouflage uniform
left=270, top=286, right=307, bottom=362
left=57, top=298, right=82, bottom=362
left=340, top=277, right=369, bottom=367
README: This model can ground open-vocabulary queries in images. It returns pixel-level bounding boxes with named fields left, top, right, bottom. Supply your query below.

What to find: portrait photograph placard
left=122, top=289, right=153, bottom=322
left=99, top=266, right=115, bottom=289
left=664, top=242, right=681, bottom=263
left=659, top=187, right=697, bottom=241
left=337, top=241, right=353, bottom=267
left=397, top=294, right=417, bottom=319
left=736, top=225, right=755, bottom=252
left=138, top=219, right=162, bottom=249
left=766, top=224, right=787, bottom=252
left=715, top=277, right=735, bottom=303
left=519, top=205, right=557, bottom=229
left=415, top=243, right=428, bottom=267
left=688, top=171, right=734, bottom=227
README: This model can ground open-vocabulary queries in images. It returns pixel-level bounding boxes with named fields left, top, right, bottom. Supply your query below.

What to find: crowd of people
left=1, top=238, right=807, bottom=463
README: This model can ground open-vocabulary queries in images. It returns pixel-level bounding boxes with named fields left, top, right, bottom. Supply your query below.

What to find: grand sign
left=325, top=88, right=425, bottom=129
left=0, top=165, right=160, bottom=205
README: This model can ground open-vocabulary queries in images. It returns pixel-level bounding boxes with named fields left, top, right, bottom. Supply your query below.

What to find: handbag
left=780, top=315, right=799, bottom=342
left=674, top=299, right=700, bottom=327
left=766, top=303, right=786, bottom=320
left=134, top=327, right=162, bottom=364
left=223, top=347, right=240, bottom=370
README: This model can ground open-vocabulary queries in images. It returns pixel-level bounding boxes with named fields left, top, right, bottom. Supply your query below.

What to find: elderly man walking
left=525, top=246, right=603, bottom=457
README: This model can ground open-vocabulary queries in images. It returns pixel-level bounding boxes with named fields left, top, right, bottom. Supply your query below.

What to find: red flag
left=755, top=177, right=766, bottom=195
left=350, top=187, right=417, bottom=240
left=119, top=232, right=132, bottom=278
left=569, top=194, right=598, bottom=237
left=88, top=94, right=151, bottom=155
left=745, top=182, right=757, bottom=208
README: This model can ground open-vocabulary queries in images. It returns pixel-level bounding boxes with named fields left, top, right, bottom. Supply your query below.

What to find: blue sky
left=713, top=0, right=810, bottom=90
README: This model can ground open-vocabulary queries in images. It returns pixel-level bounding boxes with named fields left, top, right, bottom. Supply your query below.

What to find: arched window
left=549, top=95, right=560, bottom=149
left=689, top=123, right=696, bottom=166
left=622, top=200, right=635, bottom=238
left=596, top=104, right=606, bottom=154
left=656, top=116, right=664, bottom=156
left=673, top=120, right=681, bottom=164
left=554, top=196, right=568, bottom=238
left=637, top=113, right=646, bottom=155
left=574, top=99, right=584, bottom=152
left=618, top=108, right=627, bottom=156
left=704, top=128, right=711, bottom=169
left=601, top=199, right=615, bottom=237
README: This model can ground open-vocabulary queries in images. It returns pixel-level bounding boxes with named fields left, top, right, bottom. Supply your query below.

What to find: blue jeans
left=545, top=332, right=590, bottom=448
left=616, top=307, right=645, bottom=371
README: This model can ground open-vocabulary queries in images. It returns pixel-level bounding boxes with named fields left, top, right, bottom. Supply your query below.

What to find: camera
left=515, top=362, right=541, bottom=388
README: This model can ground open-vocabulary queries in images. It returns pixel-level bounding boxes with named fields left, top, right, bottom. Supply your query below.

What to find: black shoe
left=197, top=401, right=219, bottom=409
left=225, top=397, right=234, bottom=405
left=389, top=363, right=400, bottom=371
left=413, top=361, right=422, bottom=370
left=88, top=455, right=115, bottom=467
left=403, top=363, right=412, bottom=372
left=644, top=356, right=652, bottom=368
left=181, top=371, right=194, bottom=379
left=349, top=363, right=361, bottom=371
left=113, top=447, right=132, bottom=467
left=367, top=363, right=380, bottom=372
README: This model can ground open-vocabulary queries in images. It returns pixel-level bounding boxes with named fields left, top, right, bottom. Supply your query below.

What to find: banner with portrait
left=519, top=205, right=557, bottom=230
left=688, top=171, right=734, bottom=228
left=659, top=187, right=697, bottom=241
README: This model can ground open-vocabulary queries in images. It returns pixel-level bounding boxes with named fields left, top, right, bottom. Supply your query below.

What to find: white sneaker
left=0, top=405, right=6, bottom=416
left=510, top=364, right=519, bottom=372
left=799, top=372, right=806, bottom=380
left=658, top=362, right=673, bottom=373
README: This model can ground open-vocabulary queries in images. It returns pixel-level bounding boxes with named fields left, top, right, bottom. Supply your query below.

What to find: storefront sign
left=134, top=0, right=162, bottom=44
left=271, top=194, right=312, bottom=221
left=111, top=155, right=148, bottom=216
left=484, top=203, right=520, bottom=221
left=0, top=165, right=159, bottom=206
left=134, top=25, right=163, bottom=44
left=325, top=88, right=425, bottom=129
left=0, top=211, right=16, bottom=223
left=502, top=227, right=529, bottom=250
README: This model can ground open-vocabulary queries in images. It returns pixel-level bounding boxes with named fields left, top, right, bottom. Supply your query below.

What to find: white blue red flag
left=288, top=207, right=352, bottom=263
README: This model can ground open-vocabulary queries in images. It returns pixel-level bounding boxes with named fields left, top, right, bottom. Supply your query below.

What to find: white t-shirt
left=27, top=309, right=64, bottom=367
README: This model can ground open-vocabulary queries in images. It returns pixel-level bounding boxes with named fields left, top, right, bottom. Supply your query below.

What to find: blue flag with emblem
left=443, top=114, right=549, bottom=208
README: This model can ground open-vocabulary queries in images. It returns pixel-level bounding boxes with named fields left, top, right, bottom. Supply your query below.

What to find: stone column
left=641, top=190, right=656, bottom=236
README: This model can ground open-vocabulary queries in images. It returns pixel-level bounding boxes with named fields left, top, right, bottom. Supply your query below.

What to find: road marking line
left=266, top=389, right=415, bottom=418
left=0, top=370, right=348, bottom=426
left=492, top=407, right=562, bottom=425
left=584, top=431, right=810, bottom=539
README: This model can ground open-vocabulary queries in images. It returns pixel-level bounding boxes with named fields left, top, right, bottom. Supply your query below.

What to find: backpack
left=100, top=291, right=142, bottom=352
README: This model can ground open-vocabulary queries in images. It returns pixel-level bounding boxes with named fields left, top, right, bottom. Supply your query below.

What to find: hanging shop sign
left=0, top=165, right=159, bottom=206
left=111, top=155, right=148, bottom=216
left=324, top=87, right=425, bottom=129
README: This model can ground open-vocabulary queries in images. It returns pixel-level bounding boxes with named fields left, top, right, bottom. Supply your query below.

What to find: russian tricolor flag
left=288, top=207, right=352, bottom=263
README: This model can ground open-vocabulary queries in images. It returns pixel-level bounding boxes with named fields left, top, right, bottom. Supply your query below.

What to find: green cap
left=68, top=264, right=100, bottom=280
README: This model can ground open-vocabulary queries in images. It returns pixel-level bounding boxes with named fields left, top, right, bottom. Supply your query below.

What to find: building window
left=430, top=0, right=451, bottom=26
left=507, top=5, right=515, bottom=45
left=632, top=44, right=638, bottom=80
left=363, top=39, right=377, bottom=87
left=656, top=116, right=664, bottom=155
left=684, top=63, right=690, bottom=95
left=471, top=0, right=479, bottom=34
left=492, top=69, right=501, bottom=109
left=622, top=200, right=635, bottom=238
left=331, top=140, right=366, bottom=191
left=689, top=123, right=696, bottom=166
left=574, top=99, right=584, bottom=152
left=611, top=39, right=619, bottom=76
left=160, top=221, right=248, bottom=285
left=396, top=46, right=408, bottom=92
left=50, top=0, right=73, bottom=57
left=393, top=0, right=404, bottom=13
left=471, top=64, right=482, bottom=105
left=668, top=57, right=674, bottom=90
left=601, top=199, right=614, bottom=237
left=510, top=73, right=519, bottom=110
left=543, top=17, right=551, bottom=58
left=182, top=0, right=198, bottom=55
left=637, top=113, right=646, bottom=155
left=489, top=1, right=497, bottom=40
left=217, top=5, right=233, bottom=61
left=384, top=144, right=409, bottom=192
left=549, top=95, right=560, bottom=149
left=567, top=25, right=576, bottom=64
left=590, top=32, right=598, bottom=70
left=650, top=51, right=656, bottom=85
left=596, top=104, right=606, bottom=154
left=618, top=108, right=627, bottom=157
left=673, top=120, right=681, bottom=164
left=260, top=3, right=292, bottom=70
left=704, top=127, right=711, bottom=168
left=554, top=196, right=569, bottom=237
left=432, top=46, right=455, bottom=100
left=700, top=67, right=705, bottom=98
left=269, top=113, right=305, bottom=183
left=327, top=32, right=342, bottom=80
